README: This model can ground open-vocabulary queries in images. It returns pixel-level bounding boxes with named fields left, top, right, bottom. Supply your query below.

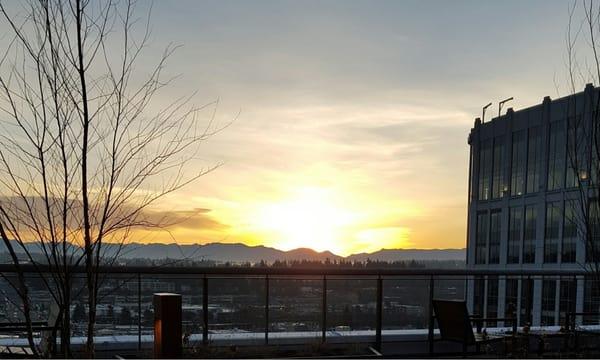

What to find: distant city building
left=466, top=84, right=599, bottom=327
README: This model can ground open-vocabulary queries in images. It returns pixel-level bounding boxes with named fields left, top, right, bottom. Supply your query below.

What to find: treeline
left=118, top=257, right=465, bottom=269
left=0, top=251, right=465, bottom=269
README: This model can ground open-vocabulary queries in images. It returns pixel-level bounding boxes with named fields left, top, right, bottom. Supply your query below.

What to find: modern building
left=466, top=84, right=600, bottom=327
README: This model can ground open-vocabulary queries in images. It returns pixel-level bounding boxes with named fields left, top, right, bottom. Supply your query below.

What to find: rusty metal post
left=153, top=293, right=182, bottom=358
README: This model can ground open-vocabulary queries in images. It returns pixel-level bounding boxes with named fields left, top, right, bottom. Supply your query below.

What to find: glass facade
left=541, top=280, right=556, bottom=326
left=475, top=212, right=488, bottom=264
left=588, top=198, right=600, bottom=263
left=523, top=205, right=537, bottom=264
left=511, top=130, right=527, bottom=196
left=584, top=276, right=600, bottom=325
left=566, top=116, right=586, bottom=189
left=592, top=118, right=600, bottom=186
left=488, top=210, right=501, bottom=264
left=504, top=278, right=519, bottom=319
left=562, top=200, right=577, bottom=263
left=520, top=278, right=533, bottom=326
left=547, top=120, right=566, bottom=191
left=478, top=139, right=493, bottom=200
left=559, top=278, right=577, bottom=326
left=544, top=202, right=561, bottom=263
left=526, top=126, right=542, bottom=193
left=491, top=137, right=505, bottom=199
left=486, top=277, right=498, bottom=327
left=469, top=88, right=600, bottom=328
left=507, top=207, right=522, bottom=264
left=474, top=277, right=485, bottom=317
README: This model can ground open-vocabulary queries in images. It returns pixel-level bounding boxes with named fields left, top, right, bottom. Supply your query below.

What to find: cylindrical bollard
left=154, top=293, right=182, bottom=358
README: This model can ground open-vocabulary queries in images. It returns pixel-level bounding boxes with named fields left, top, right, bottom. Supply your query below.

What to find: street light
left=498, top=97, right=514, bottom=117
left=482, top=102, right=492, bottom=123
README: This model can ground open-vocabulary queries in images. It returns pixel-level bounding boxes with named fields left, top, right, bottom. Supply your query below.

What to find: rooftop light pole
left=498, top=97, right=514, bottom=117
left=482, top=102, right=492, bottom=123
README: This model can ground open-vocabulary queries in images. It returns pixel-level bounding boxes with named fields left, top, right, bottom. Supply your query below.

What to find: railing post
left=526, top=275, right=532, bottom=326
left=265, top=275, right=269, bottom=345
left=203, top=275, right=209, bottom=346
left=322, top=275, right=327, bottom=343
left=428, top=275, right=434, bottom=355
left=572, top=275, right=577, bottom=329
left=375, top=275, right=383, bottom=352
left=153, top=293, right=182, bottom=358
left=138, top=272, right=142, bottom=351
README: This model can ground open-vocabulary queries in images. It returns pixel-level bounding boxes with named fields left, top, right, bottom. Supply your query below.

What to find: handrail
left=0, top=263, right=594, bottom=356
left=0, top=263, right=592, bottom=276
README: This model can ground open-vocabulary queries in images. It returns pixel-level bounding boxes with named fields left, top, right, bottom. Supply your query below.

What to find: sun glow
left=254, top=187, right=358, bottom=254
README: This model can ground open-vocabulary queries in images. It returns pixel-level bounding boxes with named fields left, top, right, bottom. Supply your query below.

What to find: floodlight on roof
left=482, top=103, right=492, bottom=123
left=499, top=97, right=514, bottom=117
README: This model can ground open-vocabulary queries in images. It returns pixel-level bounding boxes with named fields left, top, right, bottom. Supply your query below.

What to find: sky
left=0, top=1, right=588, bottom=256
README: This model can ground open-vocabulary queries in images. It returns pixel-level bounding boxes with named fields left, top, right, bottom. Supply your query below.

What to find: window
left=489, top=210, right=501, bottom=264
left=523, top=205, right=537, bottom=264
left=474, top=277, right=485, bottom=317
left=547, top=120, right=566, bottom=191
left=475, top=212, right=488, bottom=264
left=511, top=130, right=527, bottom=196
left=562, top=200, right=577, bottom=263
left=505, top=278, right=519, bottom=319
left=478, top=139, right=493, bottom=200
left=526, top=127, right=542, bottom=193
left=566, top=116, right=586, bottom=188
left=559, top=278, right=577, bottom=326
left=520, top=278, right=533, bottom=326
left=508, top=207, right=523, bottom=264
left=584, top=276, right=600, bottom=325
left=492, top=137, right=505, bottom=199
left=541, top=279, right=557, bottom=326
left=545, top=202, right=561, bottom=263
left=592, top=117, right=600, bottom=187
left=587, top=198, right=600, bottom=263
left=486, top=277, right=498, bottom=327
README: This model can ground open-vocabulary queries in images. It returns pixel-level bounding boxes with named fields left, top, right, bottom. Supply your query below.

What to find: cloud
left=139, top=208, right=230, bottom=231
left=0, top=195, right=229, bottom=238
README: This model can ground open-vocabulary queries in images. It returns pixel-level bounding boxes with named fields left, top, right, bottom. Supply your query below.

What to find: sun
left=254, top=187, right=357, bottom=254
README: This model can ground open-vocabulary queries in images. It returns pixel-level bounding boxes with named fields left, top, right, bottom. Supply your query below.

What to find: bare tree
left=562, top=0, right=600, bottom=313
left=0, top=0, right=224, bottom=356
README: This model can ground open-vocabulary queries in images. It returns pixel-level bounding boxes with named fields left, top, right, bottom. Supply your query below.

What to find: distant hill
left=348, top=248, right=465, bottom=262
left=111, top=242, right=342, bottom=263
left=1, top=240, right=465, bottom=263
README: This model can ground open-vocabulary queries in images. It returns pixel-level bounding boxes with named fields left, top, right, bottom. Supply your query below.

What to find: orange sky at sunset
left=94, top=1, right=577, bottom=256
left=0, top=1, right=579, bottom=256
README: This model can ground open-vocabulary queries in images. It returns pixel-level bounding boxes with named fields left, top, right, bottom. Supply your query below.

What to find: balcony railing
left=0, top=265, right=594, bottom=356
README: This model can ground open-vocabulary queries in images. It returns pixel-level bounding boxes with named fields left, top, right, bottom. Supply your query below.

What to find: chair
left=432, top=299, right=517, bottom=356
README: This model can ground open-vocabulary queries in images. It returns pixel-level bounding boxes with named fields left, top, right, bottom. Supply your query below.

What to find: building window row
left=473, top=277, right=598, bottom=327
left=476, top=116, right=599, bottom=201
left=474, top=199, right=600, bottom=265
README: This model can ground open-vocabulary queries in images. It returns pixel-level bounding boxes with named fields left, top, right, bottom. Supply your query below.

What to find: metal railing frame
left=0, top=265, right=592, bottom=353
